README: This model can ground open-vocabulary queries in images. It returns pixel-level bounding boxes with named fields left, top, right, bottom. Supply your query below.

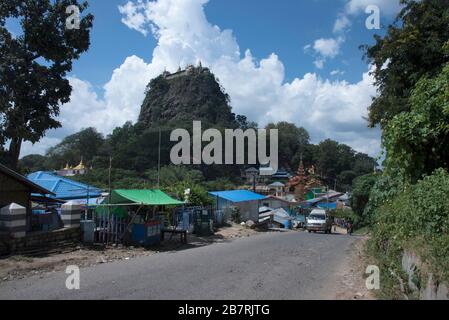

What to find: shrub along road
left=0, top=231, right=368, bottom=300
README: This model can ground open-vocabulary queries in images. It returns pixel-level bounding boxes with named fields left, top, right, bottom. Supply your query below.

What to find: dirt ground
left=0, top=223, right=262, bottom=282
left=332, top=235, right=375, bottom=300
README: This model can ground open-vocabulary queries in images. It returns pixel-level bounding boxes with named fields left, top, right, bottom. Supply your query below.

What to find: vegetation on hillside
left=359, top=0, right=449, bottom=298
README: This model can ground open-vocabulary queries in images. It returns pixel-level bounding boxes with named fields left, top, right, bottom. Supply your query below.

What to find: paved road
left=0, top=232, right=357, bottom=300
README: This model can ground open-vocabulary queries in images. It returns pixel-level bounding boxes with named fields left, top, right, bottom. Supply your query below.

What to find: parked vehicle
left=305, top=209, right=333, bottom=234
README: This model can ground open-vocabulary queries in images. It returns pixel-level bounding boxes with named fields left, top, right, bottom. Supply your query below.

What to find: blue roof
left=28, top=171, right=103, bottom=200
left=209, top=190, right=266, bottom=203
left=317, top=202, right=338, bottom=210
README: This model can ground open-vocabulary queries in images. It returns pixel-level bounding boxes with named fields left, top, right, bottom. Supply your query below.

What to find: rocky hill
left=138, top=65, right=242, bottom=129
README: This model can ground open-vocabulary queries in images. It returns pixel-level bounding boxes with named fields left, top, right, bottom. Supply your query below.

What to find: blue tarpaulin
left=209, top=190, right=266, bottom=203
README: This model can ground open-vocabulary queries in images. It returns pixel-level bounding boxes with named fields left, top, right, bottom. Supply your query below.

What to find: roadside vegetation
left=352, top=0, right=449, bottom=299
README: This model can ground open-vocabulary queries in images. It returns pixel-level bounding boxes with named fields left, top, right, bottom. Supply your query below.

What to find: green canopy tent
left=96, top=189, right=184, bottom=218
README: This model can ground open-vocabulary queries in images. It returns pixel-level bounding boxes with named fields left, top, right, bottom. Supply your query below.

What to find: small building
left=209, top=190, right=266, bottom=222
left=0, top=164, right=54, bottom=216
left=262, top=195, right=296, bottom=211
left=270, top=170, right=291, bottom=180
left=268, top=182, right=285, bottom=197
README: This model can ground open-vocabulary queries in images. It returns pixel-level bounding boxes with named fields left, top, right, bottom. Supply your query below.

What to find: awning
left=109, top=190, right=184, bottom=206
left=95, top=190, right=184, bottom=218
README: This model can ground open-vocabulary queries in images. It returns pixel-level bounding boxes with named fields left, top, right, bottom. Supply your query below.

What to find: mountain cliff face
left=138, top=66, right=241, bottom=129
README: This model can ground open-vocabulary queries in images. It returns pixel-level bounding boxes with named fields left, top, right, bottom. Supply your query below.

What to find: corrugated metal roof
left=209, top=190, right=266, bottom=203
left=28, top=171, right=102, bottom=200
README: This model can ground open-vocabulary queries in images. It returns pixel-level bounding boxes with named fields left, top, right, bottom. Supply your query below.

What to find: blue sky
left=17, top=0, right=402, bottom=158
left=70, top=0, right=387, bottom=87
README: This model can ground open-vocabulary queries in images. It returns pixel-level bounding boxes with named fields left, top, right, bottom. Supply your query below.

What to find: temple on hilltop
left=56, top=159, right=88, bottom=177
left=162, top=61, right=210, bottom=80
left=287, top=159, right=322, bottom=202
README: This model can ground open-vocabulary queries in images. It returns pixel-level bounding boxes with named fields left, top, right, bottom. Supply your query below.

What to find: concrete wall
left=400, top=251, right=448, bottom=300
left=0, top=227, right=81, bottom=256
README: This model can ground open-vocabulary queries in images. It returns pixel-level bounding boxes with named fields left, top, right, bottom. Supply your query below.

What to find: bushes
left=370, top=169, right=449, bottom=285
left=363, top=174, right=405, bottom=226
left=350, top=173, right=378, bottom=225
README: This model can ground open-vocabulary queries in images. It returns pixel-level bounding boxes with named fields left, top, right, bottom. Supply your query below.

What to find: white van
left=305, top=209, right=333, bottom=234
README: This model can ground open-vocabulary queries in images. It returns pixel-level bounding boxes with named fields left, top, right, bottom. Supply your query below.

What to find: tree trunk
left=8, top=137, right=22, bottom=170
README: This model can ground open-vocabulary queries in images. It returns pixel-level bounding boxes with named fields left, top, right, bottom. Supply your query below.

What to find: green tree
left=265, top=122, right=310, bottom=170
left=0, top=0, right=94, bottom=169
left=315, top=139, right=340, bottom=183
left=46, top=127, right=104, bottom=169
left=351, top=173, right=378, bottom=219
left=363, top=0, right=449, bottom=128
left=19, top=154, right=50, bottom=173
left=166, top=183, right=212, bottom=207
left=383, top=63, right=449, bottom=182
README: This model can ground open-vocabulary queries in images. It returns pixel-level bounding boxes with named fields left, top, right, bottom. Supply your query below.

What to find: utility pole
left=107, top=156, right=112, bottom=245
left=157, top=128, right=161, bottom=188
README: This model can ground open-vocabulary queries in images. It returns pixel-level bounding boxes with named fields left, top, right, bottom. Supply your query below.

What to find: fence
left=172, top=206, right=215, bottom=231
left=95, top=211, right=127, bottom=244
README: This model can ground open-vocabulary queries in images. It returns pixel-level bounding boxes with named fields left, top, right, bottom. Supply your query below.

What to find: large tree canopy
left=383, top=61, right=449, bottom=182
left=0, top=0, right=93, bottom=169
left=265, top=122, right=310, bottom=170
left=363, top=0, right=449, bottom=128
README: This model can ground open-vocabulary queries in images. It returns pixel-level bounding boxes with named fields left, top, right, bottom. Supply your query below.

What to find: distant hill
left=138, top=65, right=242, bottom=129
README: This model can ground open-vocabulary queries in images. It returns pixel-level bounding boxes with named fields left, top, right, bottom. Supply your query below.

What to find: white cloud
left=313, top=38, right=342, bottom=59
left=118, top=0, right=149, bottom=36
left=333, top=15, right=351, bottom=34
left=22, top=0, right=381, bottom=158
left=330, top=69, right=345, bottom=76
left=305, top=37, right=344, bottom=69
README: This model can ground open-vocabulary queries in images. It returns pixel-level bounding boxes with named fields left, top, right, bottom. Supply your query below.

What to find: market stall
left=94, top=189, right=184, bottom=246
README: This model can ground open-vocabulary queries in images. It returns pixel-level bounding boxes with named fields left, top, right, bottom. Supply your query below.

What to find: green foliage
left=165, top=183, right=212, bottom=207
left=0, top=0, right=94, bottom=168
left=363, top=173, right=406, bottom=226
left=19, top=154, right=51, bottom=174
left=363, top=0, right=449, bottom=128
left=370, top=169, right=449, bottom=283
left=311, top=139, right=377, bottom=190
left=71, top=168, right=147, bottom=190
left=265, top=122, right=310, bottom=170
left=230, top=207, right=241, bottom=224
left=383, top=63, right=449, bottom=182
left=145, top=165, right=205, bottom=187
left=46, top=127, right=105, bottom=168
left=350, top=173, right=378, bottom=220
